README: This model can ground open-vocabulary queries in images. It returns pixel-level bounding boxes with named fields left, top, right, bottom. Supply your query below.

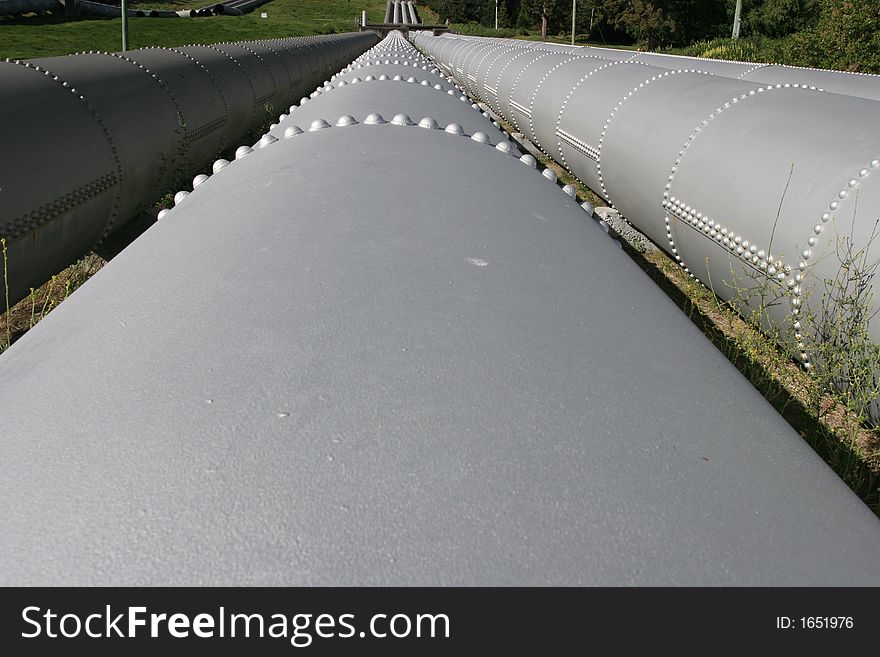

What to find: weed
left=2, top=238, right=10, bottom=349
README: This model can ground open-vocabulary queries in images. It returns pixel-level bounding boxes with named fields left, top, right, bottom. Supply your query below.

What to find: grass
left=0, top=251, right=106, bottom=352
left=638, top=247, right=879, bottom=516
left=0, top=0, right=390, bottom=59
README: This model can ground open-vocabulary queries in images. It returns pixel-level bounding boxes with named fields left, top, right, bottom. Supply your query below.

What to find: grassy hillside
left=0, top=0, right=389, bottom=59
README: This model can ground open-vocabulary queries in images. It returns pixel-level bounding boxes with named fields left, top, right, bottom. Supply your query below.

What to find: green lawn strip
left=1, top=0, right=389, bottom=59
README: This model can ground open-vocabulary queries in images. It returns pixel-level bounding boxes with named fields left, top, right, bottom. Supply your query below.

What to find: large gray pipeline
left=2, top=32, right=878, bottom=585
left=0, top=32, right=379, bottom=308
left=470, top=37, right=880, bottom=102
left=413, top=33, right=880, bottom=421
left=405, top=1, right=418, bottom=24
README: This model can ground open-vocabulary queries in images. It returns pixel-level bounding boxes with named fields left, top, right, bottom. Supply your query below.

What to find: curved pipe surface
left=413, top=33, right=880, bottom=422
left=0, top=32, right=379, bottom=307
left=1, top=33, right=879, bottom=586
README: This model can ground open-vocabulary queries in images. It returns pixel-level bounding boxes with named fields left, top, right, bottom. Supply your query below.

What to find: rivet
left=364, top=113, right=387, bottom=125
left=309, top=119, right=331, bottom=132
left=157, top=209, right=170, bottom=220
left=192, top=174, right=210, bottom=188
left=542, top=169, right=557, bottom=183
left=445, top=123, right=465, bottom=135
left=174, top=190, right=189, bottom=205
left=235, top=145, right=253, bottom=159
left=212, top=159, right=229, bottom=173
left=258, top=134, right=279, bottom=148
left=284, top=125, right=304, bottom=138
left=471, top=131, right=491, bottom=144
left=519, top=154, right=537, bottom=168
left=418, top=117, right=439, bottom=130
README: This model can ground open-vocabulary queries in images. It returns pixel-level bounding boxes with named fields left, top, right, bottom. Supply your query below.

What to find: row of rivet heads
left=595, top=69, right=716, bottom=206
left=413, top=39, right=607, bottom=233
left=663, top=160, right=879, bottom=367
left=159, top=114, right=583, bottom=220
left=658, top=84, right=869, bottom=368
left=257, top=43, right=450, bottom=133
left=408, top=39, right=590, bottom=205
left=3, top=58, right=124, bottom=240
left=266, top=74, right=474, bottom=137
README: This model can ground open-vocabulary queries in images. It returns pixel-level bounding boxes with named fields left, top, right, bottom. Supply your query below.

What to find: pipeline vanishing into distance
left=382, top=0, right=421, bottom=25
left=0, top=31, right=378, bottom=307
left=413, top=33, right=880, bottom=423
left=1, top=32, right=879, bottom=585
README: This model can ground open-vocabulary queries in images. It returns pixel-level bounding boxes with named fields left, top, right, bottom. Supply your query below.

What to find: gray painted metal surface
left=468, top=36, right=880, bottom=102
left=0, top=32, right=379, bottom=307
left=413, top=32, right=880, bottom=422
left=2, top=32, right=880, bottom=586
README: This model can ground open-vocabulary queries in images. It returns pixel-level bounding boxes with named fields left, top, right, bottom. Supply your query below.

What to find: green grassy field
left=0, top=0, right=389, bottom=59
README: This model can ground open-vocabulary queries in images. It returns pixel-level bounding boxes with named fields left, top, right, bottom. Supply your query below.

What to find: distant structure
left=383, top=0, right=420, bottom=25
left=361, top=0, right=448, bottom=36
left=0, top=0, right=269, bottom=18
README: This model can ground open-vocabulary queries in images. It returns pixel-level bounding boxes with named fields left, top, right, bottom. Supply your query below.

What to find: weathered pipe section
left=413, top=32, right=880, bottom=421
left=0, top=32, right=379, bottom=307
left=2, top=32, right=880, bottom=586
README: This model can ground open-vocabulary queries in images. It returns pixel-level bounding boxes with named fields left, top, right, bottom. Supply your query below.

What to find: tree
left=594, top=0, right=730, bottom=49
left=788, top=0, right=880, bottom=72
left=739, top=0, right=821, bottom=37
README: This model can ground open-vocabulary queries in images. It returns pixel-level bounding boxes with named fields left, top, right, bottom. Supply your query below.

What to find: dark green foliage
left=786, top=0, right=880, bottom=72
left=590, top=1, right=728, bottom=48
left=739, top=0, right=821, bottom=38
left=675, top=1, right=880, bottom=74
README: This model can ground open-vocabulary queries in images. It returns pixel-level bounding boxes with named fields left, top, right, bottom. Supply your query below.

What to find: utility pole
left=571, top=0, right=576, bottom=46
left=495, top=0, right=498, bottom=30
left=732, top=0, right=742, bottom=39
left=120, top=0, right=129, bottom=51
